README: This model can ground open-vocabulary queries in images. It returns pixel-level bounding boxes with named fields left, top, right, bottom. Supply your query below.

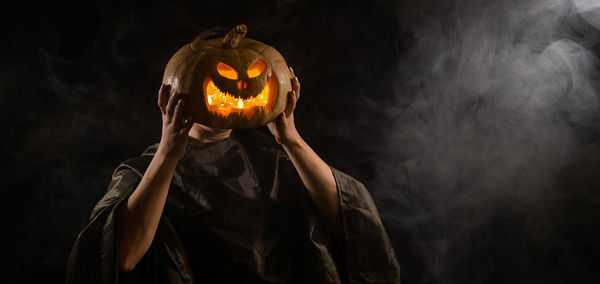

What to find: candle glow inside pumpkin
left=203, top=75, right=276, bottom=119
left=162, top=24, right=291, bottom=129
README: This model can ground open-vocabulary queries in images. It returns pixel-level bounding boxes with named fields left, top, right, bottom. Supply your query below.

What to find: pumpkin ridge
left=257, top=46, right=274, bottom=56
left=163, top=24, right=291, bottom=129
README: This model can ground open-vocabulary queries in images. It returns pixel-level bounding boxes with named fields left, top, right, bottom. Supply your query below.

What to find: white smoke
left=375, top=0, right=600, bottom=282
left=574, top=0, right=600, bottom=29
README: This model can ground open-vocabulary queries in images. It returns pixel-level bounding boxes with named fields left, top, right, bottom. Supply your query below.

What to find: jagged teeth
left=205, top=79, right=271, bottom=119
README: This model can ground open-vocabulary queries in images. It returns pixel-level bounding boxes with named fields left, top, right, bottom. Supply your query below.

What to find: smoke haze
left=2, top=0, right=600, bottom=283
left=370, top=0, right=600, bottom=282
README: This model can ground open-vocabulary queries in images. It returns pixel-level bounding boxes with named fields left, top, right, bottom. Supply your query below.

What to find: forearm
left=117, top=151, right=178, bottom=271
left=282, top=136, right=341, bottom=233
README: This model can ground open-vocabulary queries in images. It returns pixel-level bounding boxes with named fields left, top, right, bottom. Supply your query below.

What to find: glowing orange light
left=247, top=60, right=266, bottom=78
left=205, top=78, right=272, bottom=118
left=217, top=62, right=238, bottom=80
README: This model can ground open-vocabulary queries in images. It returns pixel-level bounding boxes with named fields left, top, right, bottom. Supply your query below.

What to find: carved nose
left=237, top=80, right=248, bottom=90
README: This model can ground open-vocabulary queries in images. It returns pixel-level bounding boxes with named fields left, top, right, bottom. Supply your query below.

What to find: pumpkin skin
left=162, top=25, right=292, bottom=129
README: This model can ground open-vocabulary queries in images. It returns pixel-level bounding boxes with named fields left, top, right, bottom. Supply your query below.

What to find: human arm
left=267, top=68, right=341, bottom=233
left=269, top=71, right=400, bottom=281
left=117, top=84, right=193, bottom=271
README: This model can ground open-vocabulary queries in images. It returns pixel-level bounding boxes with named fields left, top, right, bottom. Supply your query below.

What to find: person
left=66, top=68, right=401, bottom=283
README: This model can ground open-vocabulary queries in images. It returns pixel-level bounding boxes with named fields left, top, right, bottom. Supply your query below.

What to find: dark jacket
left=66, top=131, right=400, bottom=283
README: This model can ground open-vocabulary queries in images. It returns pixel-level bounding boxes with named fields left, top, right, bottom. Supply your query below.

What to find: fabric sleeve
left=66, top=163, right=193, bottom=284
left=332, top=167, right=401, bottom=284
left=66, top=167, right=141, bottom=284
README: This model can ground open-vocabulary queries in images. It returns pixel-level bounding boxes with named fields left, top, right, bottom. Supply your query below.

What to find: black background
left=2, top=0, right=600, bottom=283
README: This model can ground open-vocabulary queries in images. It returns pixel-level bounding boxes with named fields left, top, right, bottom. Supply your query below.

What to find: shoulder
left=115, top=143, right=159, bottom=178
left=90, top=144, right=159, bottom=218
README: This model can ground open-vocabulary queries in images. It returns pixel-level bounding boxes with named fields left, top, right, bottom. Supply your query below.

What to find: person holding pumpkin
left=67, top=25, right=400, bottom=284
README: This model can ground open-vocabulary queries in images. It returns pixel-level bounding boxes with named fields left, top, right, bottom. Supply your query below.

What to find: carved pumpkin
left=162, top=25, right=292, bottom=129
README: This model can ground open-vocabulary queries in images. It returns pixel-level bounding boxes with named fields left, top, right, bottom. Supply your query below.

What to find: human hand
left=156, top=84, right=194, bottom=160
left=267, top=67, right=301, bottom=146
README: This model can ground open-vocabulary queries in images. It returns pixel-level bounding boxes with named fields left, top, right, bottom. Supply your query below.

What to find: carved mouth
left=203, top=76, right=277, bottom=119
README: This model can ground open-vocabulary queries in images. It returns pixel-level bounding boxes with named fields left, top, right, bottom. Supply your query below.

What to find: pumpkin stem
left=222, top=24, right=247, bottom=48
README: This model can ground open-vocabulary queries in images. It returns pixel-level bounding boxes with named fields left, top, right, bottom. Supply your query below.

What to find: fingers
left=289, top=66, right=300, bottom=100
left=158, top=84, right=171, bottom=114
left=276, top=112, right=287, bottom=127
left=168, top=93, right=193, bottom=133
left=182, top=116, right=195, bottom=133
left=173, top=99, right=185, bottom=130
left=292, top=77, right=300, bottom=100
left=284, top=90, right=297, bottom=117
left=166, top=92, right=181, bottom=123
left=284, top=66, right=300, bottom=117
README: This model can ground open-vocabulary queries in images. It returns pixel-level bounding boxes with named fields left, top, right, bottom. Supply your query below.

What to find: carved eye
left=217, top=62, right=238, bottom=80
left=247, top=59, right=266, bottom=78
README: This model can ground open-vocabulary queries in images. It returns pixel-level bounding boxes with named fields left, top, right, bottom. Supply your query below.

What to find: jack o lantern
left=162, top=24, right=292, bottom=129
